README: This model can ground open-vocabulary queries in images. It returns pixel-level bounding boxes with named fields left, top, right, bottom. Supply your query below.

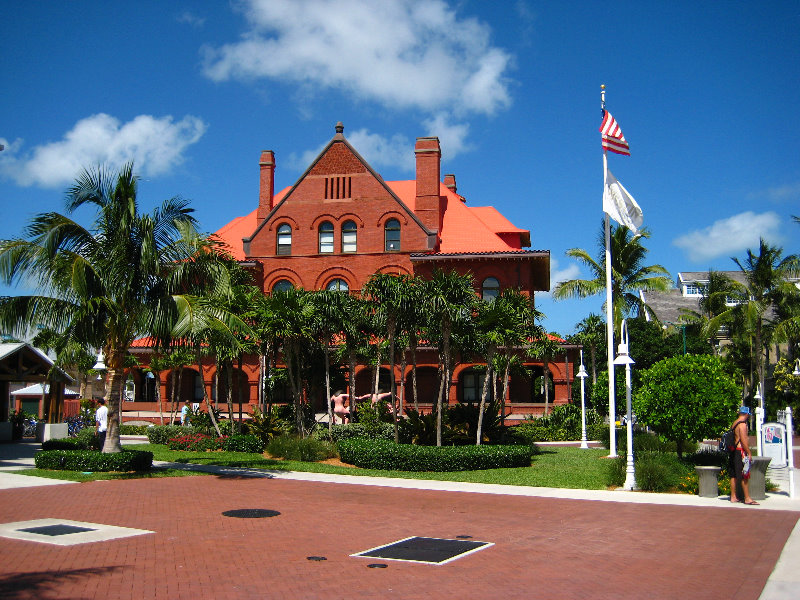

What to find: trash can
left=695, top=466, right=721, bottom=498
left=748, top=456, right=772, bottom=501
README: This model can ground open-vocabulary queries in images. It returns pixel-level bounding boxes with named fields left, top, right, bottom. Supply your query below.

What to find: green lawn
left=21, top=443, right=614, bottom=488
left=142, top=443, right=614, bottom=490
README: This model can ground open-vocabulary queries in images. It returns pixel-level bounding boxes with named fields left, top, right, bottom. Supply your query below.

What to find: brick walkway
left=0, top=474, right=797, bottom=599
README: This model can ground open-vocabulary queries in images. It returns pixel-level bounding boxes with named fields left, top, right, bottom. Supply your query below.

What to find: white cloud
left=762, top=182, right=800, bottom=202
left=177, top=11, right=206, bottom=28
left=538, top=257, right=582, bottom=299
left=201, top=0, right=513, bottom=117
left=422, top=114, right=471, bottom=161
left=0, top=114, right=208, bottom=188
left=672, top=211, right=783, bottom=262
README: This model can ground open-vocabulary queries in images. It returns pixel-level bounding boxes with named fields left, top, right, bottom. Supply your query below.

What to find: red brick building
left=128, top=123, right=578, bottom=422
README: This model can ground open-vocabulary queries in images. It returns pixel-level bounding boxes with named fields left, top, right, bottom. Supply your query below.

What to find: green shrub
left=223, top=434, right=265, bottom=454
left=44, top=427, right=101, bottom=450
left=338, top=439, right=533, bottom=472
left=147, top=425, right=197, bottom=445
left=42, top=437, right=87, bottom=450
left=320, top=422, right=396, bottom=443
left=34, top=449, right=153, bottom=472
left=515, top=404, right=603, bottom=442
left=634, top=451, right=688, bottom=492
left=606, top=456, right=626, bottom=487
left=267, top=434, right=337, bottom=462
left=247, top=406, right=290, bottom=444
left=119, top=424, right=151, bottom=435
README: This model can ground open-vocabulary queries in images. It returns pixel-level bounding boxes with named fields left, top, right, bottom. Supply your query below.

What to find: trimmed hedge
left=338, top=439, right=533, bottom=472
left=321, top=423, right=396, bottom=443
left=34, top=449, right=153, bottom=472
left=120, top=424, right=151, bottom=435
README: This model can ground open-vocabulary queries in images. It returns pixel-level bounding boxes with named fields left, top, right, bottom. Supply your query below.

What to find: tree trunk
left=411, top=339, right=419, bottom=412
left=476, top=346, right=496, bottom=445
left=543, top=358, right=551, bottom=416
left=226, top=359, right=234, bottom=433
left=323, top=335, right=333, bottom=436
left=196, top=348, right=221, bottom=437
left=102, top=349, right=125, bottom=453
left=388, top=326, right=399, bottom=444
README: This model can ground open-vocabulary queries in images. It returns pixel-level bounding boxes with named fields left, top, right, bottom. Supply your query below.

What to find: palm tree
left=423, top=269, right=476, bottom=446
left=363, top=273, right=414, bottom=442
left=708, top=239, right=800, bottom=398
left=530, top=333, right=560, bottom=415
left=268, top=287, right=316, bottom=436
left=0, top=163, right=219, bottom=452
left=574, top=313, right=605, bottom=384
left=553, top=221, right=671, bottom=332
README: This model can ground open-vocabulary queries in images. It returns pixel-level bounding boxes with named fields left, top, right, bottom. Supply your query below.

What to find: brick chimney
left=415, top=137, right=442, bottom=232
left=257, top=150, right=275, bottom=225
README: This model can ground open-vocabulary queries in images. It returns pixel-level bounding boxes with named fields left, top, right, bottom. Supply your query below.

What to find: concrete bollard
left=695, top=466, right=721, bottom=498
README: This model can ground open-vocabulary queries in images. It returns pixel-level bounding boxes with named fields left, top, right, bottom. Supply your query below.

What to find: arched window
left=276, top=224, right=292, bottom=256
left=326, top=278, right=349, bottom=292
left=482, top=277, right=500, bottom=301
left=319, top=221, right=334, bottom=253
left=272, top=279, right=293, bottom=292
left=341, top=220, right=357, bottom=253
left=384, top=218, right=400, bottom=251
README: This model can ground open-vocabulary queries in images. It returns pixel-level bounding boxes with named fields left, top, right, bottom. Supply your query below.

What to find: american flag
left=600, top=110, right=630, bottom=156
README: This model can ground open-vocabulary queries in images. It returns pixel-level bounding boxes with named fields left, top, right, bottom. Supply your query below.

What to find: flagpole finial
left=601, top=84, right=606, bottom=110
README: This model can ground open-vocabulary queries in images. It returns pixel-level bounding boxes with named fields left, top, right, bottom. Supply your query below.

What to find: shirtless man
left=729, top=406, right=757, bottom=505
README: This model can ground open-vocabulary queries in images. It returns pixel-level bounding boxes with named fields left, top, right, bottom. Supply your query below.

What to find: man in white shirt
left=95, top=399, right=108, bottom=450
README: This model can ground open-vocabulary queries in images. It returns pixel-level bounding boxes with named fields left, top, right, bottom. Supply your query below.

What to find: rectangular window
left=342, top=230, right=357, bottom=252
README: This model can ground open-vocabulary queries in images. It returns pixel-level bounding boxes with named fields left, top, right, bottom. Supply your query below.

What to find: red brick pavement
left=0, top=475, right=797, bottom=600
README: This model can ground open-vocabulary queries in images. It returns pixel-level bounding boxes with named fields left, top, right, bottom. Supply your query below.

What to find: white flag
left=603, top=168, right=643, bottom=233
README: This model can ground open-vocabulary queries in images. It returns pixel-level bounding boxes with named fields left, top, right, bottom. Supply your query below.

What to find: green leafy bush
left=514, top=404, right=603, bottom=442
left=635, top=354, right=740, bottom=456
left=247, top=406, right=289, bottom=444
left=224, top=434, right=265, bottom=454
left=338, top=439, right=533, bottom=472
left=266, top=434, right=337, bottom=462
left=35, top=449, right=153, bottom=472
left=634, top=452, right=688, bottom=492
left=44, top=427, right=100, bottom=450
left=320, top=422, right=396, bottom=443
left=147, top=425, right=198, bottom=445
left=119, top=424, right=151, bottom=435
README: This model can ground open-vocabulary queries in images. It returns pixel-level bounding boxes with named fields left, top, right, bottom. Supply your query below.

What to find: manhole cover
left=368, top=563, right=388, bottom=568
left=307, top=556, right=327, bottom=561
left=352, top=536, right=493, bottom=565
left=221, top=509, right=280, bottom=519
left=18, top=524, right=96, bottom=537
left=456, top=535, right=473, bottom=539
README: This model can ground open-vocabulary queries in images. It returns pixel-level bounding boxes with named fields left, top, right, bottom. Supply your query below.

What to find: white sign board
left=762, top=422, right=787, bottom=468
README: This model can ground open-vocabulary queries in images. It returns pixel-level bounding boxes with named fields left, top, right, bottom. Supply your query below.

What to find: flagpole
left=601, top=84, right=617, bottom=457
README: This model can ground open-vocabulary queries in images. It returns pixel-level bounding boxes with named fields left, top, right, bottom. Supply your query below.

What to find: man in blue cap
left=728, top=406, right=757, bottom=504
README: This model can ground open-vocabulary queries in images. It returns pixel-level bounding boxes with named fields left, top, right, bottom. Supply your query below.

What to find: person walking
left=728, top=406, right=757, bottom=505
left=95, top=399, right=108, bottom=450
left=181, top=400, right=192, bottom=426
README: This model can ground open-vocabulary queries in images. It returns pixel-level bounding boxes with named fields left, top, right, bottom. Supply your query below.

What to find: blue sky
left=1, top=1, right=798, bottom=336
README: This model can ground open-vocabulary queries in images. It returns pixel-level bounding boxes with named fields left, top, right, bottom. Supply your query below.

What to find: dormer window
left=319, top=221, right=334, bottom=253
left=325, top=176, right=351, bottom=199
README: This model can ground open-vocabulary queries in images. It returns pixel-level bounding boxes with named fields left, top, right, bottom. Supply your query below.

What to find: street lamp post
left=577, top=351, right=589, bottom=449
left=613, top=319, right=636, bottom=491
left=754, top=383, right=763, bottom=456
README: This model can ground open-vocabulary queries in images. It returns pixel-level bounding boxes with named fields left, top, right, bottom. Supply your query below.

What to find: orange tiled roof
left=213, top=181, right=530, bottom=258
left=386, top=181, right=525, bottom=253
